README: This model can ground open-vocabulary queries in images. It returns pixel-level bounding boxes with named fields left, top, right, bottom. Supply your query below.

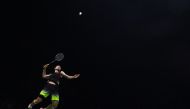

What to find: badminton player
left=27, top=64, right=80, bottom=109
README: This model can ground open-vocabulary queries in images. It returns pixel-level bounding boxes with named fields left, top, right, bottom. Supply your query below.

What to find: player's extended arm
left=42, top=64, right=51, bottom=79
left=60, top=71, right=80, bottom=79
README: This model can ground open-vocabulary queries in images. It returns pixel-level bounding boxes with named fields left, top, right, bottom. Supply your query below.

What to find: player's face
left=54, top=65, right=61, bottom=73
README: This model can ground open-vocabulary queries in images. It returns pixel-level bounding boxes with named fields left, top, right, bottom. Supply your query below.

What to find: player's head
left=54, top=65, right=61, bottom=73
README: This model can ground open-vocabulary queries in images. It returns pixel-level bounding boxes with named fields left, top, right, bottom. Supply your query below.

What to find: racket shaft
left=49, top=60, right=56, bottom=64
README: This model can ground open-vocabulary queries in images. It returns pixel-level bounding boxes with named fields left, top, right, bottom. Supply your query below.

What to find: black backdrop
left=1, top=0, right=190, bottom=109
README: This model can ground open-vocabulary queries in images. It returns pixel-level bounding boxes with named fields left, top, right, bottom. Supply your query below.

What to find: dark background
left=1, top=0, right=190, bottom=109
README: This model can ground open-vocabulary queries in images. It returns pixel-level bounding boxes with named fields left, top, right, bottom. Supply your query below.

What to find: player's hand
left=43, top=64, right=49, bottom=68
left=74, top=74, right=80, bottom=78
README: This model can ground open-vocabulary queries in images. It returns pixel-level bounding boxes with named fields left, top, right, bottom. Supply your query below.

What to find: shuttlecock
left=79, top=12, right=82, bottom=16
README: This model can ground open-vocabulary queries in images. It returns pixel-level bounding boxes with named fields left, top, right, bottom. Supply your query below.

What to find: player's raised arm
left=42, top=64, right=51, bottom=79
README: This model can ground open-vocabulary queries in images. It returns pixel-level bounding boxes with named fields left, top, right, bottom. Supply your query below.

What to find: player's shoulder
left=60, top=71, right=65, bottom=74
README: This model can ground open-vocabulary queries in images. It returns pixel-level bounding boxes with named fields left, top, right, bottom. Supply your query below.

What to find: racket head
left=55, top=53, right=64, bottom=61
